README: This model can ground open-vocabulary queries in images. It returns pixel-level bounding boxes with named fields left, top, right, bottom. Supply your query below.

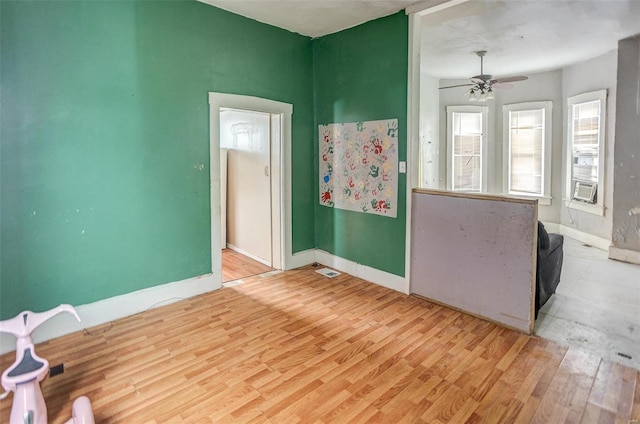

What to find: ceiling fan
left=440, top=50, right=528, bottom=101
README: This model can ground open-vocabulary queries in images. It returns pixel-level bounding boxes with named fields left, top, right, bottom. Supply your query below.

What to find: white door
left=220, top=108, right=272, bottom=265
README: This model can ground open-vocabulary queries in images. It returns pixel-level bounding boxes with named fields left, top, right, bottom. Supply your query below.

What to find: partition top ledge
left=412, top=188, right=538, bottom=205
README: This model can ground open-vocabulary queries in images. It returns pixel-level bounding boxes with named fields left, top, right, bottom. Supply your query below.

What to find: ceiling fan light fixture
left=475, top=86, right=488, bottom=102
left=486, top=88, right=495, bottom=100
left=440, top=51, right=528, bottom=100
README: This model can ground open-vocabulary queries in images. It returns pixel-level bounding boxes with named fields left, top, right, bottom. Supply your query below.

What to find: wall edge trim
left=608, top=246, right=640, bottom=265
left=0, top=273, right=220, bottom=355
left=315, top=250, right=407, bottom=293
left=558, top=224, right=611, bottom=251
left=285, top=249, right=317, bottom=270
left=1, top=250, right=404, bottom=355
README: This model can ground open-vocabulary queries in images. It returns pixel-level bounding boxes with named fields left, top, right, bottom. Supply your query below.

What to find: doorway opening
left=208, top=93, right=293, bottom=287
left=220, top=108, right=278, bottom=281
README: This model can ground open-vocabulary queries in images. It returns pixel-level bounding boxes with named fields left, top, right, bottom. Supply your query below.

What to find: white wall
left=434, top=49, right=619, bottom=242
left=220, top=148, right=228, bottom=247
left=220, top=109, right=272, bottom=264
left=610, top=36, right=640, bottom=263
left=438, top=69, right=563, bottom=222
left=419, top=73, right=441, bottom=188
left=493, top=70, right=563, bottom=223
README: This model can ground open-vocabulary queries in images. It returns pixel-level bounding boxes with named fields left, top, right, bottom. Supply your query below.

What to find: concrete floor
left=535, top=236, right=640, bottom=370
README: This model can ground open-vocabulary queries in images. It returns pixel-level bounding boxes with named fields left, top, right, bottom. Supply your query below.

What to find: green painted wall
left=0, top=1, right=315, bottom=319
left=313, top=12, right=409, bottom=277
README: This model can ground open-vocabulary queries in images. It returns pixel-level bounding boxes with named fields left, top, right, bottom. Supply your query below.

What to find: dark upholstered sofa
left=535, top=222, right=564, bottom=318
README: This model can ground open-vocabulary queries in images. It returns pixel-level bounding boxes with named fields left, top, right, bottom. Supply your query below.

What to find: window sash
left=564, top=89, right=606, bottom=214
left=571, top=100, right=601, bottom=184
left=452, top=112, right=483, bottom=192
left=508, top=109, right=544, bottom=195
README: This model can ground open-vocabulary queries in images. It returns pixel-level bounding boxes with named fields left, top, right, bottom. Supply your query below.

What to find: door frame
left=208, top=93, right=293, bottom=283
left=220, top=108, right=276, bottom=267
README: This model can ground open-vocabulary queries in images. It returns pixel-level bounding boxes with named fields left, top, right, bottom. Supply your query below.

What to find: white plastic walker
left=0, top=304, right=95, bottom=424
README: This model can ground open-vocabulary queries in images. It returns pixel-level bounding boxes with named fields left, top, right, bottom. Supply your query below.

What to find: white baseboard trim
left=558, top=225, right=611, bottom=251
left=0, top=250, right=404, bottom=355
left=540, top=221, right=560, bottom=233
left=0, top=273, right=221, bottom=355
left=608, top=246, right=640, bottom=265
left=227, top=244, right=271, bottom=267
left=284, top=248, right=317, bottom=270
left=315, top=250, right=408, bottom=293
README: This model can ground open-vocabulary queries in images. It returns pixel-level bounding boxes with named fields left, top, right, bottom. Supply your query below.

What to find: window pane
left=509, top=109, right=543, bottom=195
left=573, top=101, right=600, bottom=145
left=571, top=100, right=600, bottom=183
left=454, top=135, right=480, bottom=155
left=455, top=112, right=481, bottom=134
left=452, top=111, right=483, bottom=192
left=453, top=155, right=481, bottom=192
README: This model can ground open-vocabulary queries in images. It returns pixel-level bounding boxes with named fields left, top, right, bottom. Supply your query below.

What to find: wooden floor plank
left=632, top=370, right=640, bottom=421
left=530, top=347, right=602, bottom=423
left=1, top=265, right=638, bottom=423
left=222, top=249, right=273, bottom=282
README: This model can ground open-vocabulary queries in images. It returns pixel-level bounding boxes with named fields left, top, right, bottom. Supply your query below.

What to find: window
left=502, top=101, right=552, bottom=204
left=446, top=105, right=488, bottom=192
left=566, top=90, right=606, bottom=215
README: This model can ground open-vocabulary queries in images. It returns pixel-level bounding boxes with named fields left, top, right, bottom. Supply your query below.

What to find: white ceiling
left=198, top=0, right=420, bottom=38
left=421, top=0, right=640, bottom=79
left=198, top=0, right=640, bottom=79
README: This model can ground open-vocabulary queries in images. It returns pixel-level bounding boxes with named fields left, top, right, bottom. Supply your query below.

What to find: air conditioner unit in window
left=573, top=180, right=597, bottom=203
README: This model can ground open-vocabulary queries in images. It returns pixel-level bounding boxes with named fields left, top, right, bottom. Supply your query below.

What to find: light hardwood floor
left=222, top=249, right=274, bottom=283
left=1, top=266, right=638, bottom=423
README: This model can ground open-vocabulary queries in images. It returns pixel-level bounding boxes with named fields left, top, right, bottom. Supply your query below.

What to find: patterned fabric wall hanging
left=319, top=119, right=398, bottom=218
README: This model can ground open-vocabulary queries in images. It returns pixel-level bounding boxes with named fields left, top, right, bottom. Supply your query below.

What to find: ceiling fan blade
left=492, top=83, right=514, bottom=89
left=439, top=83, right=474, bottom=90
left=471, top=75, right=492, bottom=84
left=491, top=76, right=528, bottom=84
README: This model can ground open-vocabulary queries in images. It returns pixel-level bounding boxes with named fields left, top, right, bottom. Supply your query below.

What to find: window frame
left=446, top=105, right=489, bottom=193
left=502, top=101, right=553, bottom=205
left=565, top=89, right=607, bottom=216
